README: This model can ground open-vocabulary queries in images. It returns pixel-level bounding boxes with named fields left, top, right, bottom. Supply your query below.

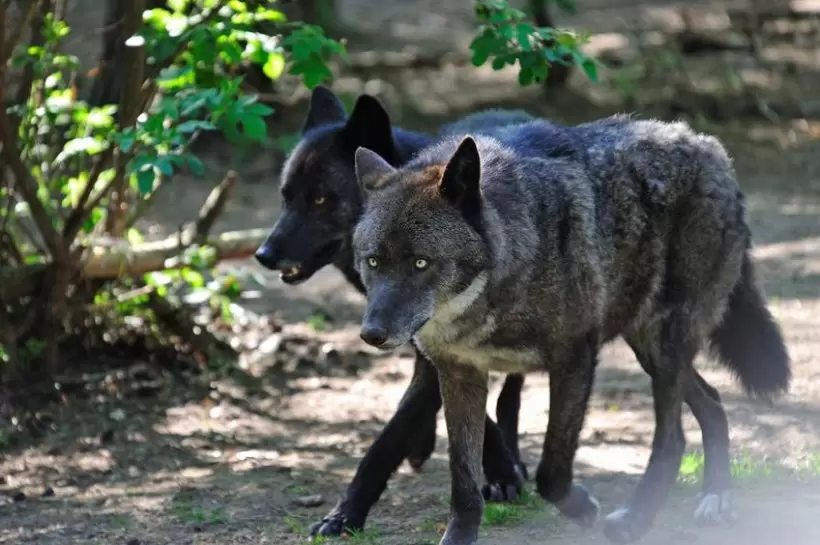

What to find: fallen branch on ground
left=0, top=171, right=267, bottom=301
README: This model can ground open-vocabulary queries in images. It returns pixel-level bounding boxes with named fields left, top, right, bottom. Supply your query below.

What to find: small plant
left=470, top=0, right=598, bottom=86
left=307, top=312, right=329, bottom=331
left=283, top=514, right=307, bottom=535
left=0, top=1, right=345, bottom=388
left=170, top=491, right=227, bottom=525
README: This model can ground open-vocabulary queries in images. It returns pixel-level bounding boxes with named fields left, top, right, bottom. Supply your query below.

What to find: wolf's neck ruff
left=414, top=272, right=542, bottom=373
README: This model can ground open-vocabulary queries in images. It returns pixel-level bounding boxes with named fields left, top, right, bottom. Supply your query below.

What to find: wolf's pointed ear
left=343, top=95, right=397, bottom=162
left=439, top=136, right=482, bottom=213
left=301, top=85, right=347, bottom=133
left=355, top=147, right=397, bottom=193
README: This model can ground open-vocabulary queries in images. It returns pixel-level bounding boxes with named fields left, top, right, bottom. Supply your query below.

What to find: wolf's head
left=254, top=86, right=402, bottom=285
left=352, top=136, right=491, bottom=349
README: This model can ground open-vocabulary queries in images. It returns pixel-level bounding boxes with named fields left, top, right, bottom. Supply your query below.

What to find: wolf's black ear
left=343, top=95, right=397, bottom=163
left=355, top=147, right=397, bottom=193
left=439, top=136, right=482, bottom=215
left=301, top=85, right=347, bottom=133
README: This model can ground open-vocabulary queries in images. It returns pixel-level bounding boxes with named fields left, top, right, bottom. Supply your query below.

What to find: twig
left=188, top=170, right=238, bottom=244
left=1, top=172, right=253, bottom=298
left=0, top=4, right=64, bottom=263
left=1, top=0, right=37, bottom=65
left=62, top=150, right=115, bottom=245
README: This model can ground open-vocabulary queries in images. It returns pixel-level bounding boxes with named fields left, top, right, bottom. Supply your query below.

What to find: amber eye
left=314, top=196, right=326, bottom=205
left=414, top=258, right=429, bottom=270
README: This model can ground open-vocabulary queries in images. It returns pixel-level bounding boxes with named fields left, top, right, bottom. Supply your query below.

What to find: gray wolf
left=352, top=115, right=791, bottom=544
left=253, top=86, right=535, bottom=536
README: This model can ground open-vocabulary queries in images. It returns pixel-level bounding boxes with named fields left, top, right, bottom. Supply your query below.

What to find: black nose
left=360, top=326, right=388, bottom=347
left=254, top=246, right=278, bottom=269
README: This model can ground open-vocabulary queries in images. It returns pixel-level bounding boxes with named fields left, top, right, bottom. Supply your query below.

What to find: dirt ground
left=4, top=1, right=820, bottom=544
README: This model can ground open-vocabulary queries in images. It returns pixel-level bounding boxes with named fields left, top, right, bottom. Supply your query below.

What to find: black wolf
left=254, top=86, right=536, bottom=536
left=352, top=116, right=791, bottom=544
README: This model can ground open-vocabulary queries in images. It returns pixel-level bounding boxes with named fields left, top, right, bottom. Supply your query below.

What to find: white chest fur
left=415, top=273, right=541, bottom=373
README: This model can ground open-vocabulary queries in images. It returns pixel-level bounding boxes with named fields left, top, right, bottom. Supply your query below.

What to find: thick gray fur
left=352, top=115, right=791, bottom=545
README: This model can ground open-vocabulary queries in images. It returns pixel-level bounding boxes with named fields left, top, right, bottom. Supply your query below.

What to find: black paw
left=308, top=508, right=363, bottom=538
left=482, top=480, right=521, bottom=503
left=554, top=483, right=600, bottom=527
left=603, top=507, right=647, bottom=544
left=482, top=461, right=527, bottom=503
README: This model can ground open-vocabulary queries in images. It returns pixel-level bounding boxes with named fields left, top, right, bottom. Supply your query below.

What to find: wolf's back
left=439, top=109, right=535, bottom=139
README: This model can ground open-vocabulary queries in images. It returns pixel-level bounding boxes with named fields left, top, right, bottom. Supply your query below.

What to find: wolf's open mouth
left=278, top=239, right=344, bottom=285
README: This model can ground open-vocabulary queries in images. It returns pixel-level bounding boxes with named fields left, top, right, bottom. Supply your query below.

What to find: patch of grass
left=677, top=451, right=706, bottom=487
left=482, top=488, right=549, bottom=528
left=730, top=453, right=778, bottom=481
left=283, top=515, right=306, bottom=535
left=677, top=450, right=820, bottom=488
left=805, top=453, right=820, bottom=475
left=307, top=312, right=328, bottom=331
left=169, top=490, right=227, bottom=525
left=418, top=516, right=446, bottom=534
left=344, top=528, right=382, bottom=543
left=110, top=513, right=133, bottom=529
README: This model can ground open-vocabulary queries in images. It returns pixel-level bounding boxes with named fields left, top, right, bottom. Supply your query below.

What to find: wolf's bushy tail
left=709, top=252, right=791, bottom=400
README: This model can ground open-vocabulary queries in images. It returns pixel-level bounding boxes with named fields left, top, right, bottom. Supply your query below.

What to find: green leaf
left=118, top=131, right=136, bottom=153
left=518, top=66, right=534, bottom=86
left=516, top=23, right=534, bottom=51
left=54, top=137, right=108, bottom=164
left=186, top=155, right=205, bottom=176
left=156, top=156, right=175, bottom=177
left=581, top=58, right=599, bottom=82
left=135, top=168, right=156, bottom=194
left=240, top=115, right=267, bottom=142
left=245, top=102, right=274, bottom=117
left=262, top=53, right=286, bottom=80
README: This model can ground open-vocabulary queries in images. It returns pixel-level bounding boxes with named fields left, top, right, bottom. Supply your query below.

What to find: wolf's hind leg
left=627, top=338, right=735, bottom=527
left=496, top=373, right=528, bottom=480
left=687, top=372, right=735, bottom=526
left=481, top=413, right=525, bottom=502
left=604, top=319, right=692, bottom=544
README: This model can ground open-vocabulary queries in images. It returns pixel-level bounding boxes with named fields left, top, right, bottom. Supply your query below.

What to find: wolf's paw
left=308, top=506, right=363, bottom=538
left=439, top=518, right=480, bottom=545
left=694, top=490, right=737, bottom=526
left=603, top=507, right=648, bottom=544
left=482, top=480, right=522, bottom=503
left=482, top=461, right=526, bottom=503
left=555, top=484, right=600, bottom=527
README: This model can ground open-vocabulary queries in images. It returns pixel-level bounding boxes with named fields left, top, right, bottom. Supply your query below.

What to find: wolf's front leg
left=437, top=362, right=489, bottom=545
left=536, top=334, right=600, bottom=526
